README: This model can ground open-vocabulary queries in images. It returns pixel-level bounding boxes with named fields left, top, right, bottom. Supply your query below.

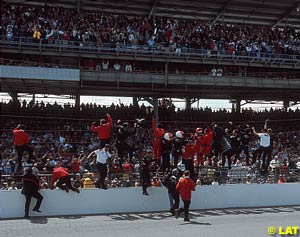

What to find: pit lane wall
left=1, top=183, right=300, bottom=219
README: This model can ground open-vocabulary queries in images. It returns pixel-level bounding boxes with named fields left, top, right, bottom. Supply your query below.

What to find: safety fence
left=1, top=166, right=299, bottom=190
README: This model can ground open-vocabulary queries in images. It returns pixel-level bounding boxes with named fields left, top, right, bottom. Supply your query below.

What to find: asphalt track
left=1, top=206, right=300, bottom=237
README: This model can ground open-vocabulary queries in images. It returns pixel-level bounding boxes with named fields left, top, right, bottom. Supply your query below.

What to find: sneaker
left=175, top=209, right=179, bottom=219
left=75, top=188, right=80, bottom=193
left=32, top=208, right=41, bottom=213
left=24, top=215, right=30, bottom=219
left=184, top=217, right=190, bottom=222
left=142, top=191, right=149, bottom=196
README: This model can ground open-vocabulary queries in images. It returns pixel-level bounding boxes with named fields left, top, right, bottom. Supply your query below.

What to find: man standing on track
left=22, top=167, right=43, bottom=218
left=175, top=170, right=196, bottom=222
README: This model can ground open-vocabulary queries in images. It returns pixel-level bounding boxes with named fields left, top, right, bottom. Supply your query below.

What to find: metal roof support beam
left=210, top=0, right=234, bottom=25
left=77, top=0, right=80, bottom=13
left=272, top=2, right=300, bottom=28
left=148, top=0, right=159, bottom=19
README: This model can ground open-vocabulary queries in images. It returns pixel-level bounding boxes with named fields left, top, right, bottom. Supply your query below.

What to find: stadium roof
left=5, top=0, right=300, bottom=28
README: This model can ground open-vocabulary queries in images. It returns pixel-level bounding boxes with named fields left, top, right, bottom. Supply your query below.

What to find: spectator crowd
left=1, top=99, right=300, bottom=190
left=1, top=3, right=300, bottom=57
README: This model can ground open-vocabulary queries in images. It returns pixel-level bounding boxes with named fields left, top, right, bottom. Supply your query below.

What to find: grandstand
left=1, top=0, right=300, bottom=113
left=2, top=1, right=300, bottom=227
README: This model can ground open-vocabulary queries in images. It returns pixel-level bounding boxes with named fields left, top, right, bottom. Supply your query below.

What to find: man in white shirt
left=252, top=127, right=270, bottom=169
left=87, top=144, right=112, bottom=189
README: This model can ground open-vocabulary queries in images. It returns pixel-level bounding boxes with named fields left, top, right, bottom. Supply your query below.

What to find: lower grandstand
left=1, top=99, right=300, bottom=190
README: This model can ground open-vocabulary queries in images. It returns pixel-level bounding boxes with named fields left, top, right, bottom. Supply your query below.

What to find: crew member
left=50, top=165, right=80, bottom=193
left=182, top=138, right=197, bottom=181
left=13, top=124, right=35, bottom=171
left=162, top=168, right=180, bottom=215
left=91, top=113, right=113, bottom=148
left=87, top=144, right=112, bottom=189
left=152, top=117, right=165, bottom=160
left=161, top=133, right=173, bottom=172
left=22, top=167, right=43, bottom=218
left=140, top=154, right=154, bottom=195
left=173, top=131, right=185, bottom=167
left=175, top=170, right=196, bottom=222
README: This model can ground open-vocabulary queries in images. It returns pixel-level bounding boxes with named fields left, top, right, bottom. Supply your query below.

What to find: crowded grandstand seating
left=1, top=100, right=300, bottom=189
left=1, top=4, right=300, bottom=57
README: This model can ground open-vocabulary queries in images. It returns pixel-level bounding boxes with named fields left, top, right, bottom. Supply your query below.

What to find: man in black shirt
left=22, top=167, right=43, bottom=218
left=172, top=131, right=185, bottom=167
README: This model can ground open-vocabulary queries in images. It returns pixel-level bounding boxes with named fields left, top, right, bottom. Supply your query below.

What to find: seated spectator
left=122, top=159, right=134, bottom=173
left=82, top=172, right=95, bottom=188
left=277, top=175, right=286, bottom=184
left=151, top=176, right=161, bottom=187
left=73, top=173, right=83, bottom=188
left=7, top=180, right=18, bottom=190
left=111, top=178, right=120, bottom=188
left=40, top=177, right=49, bottom=189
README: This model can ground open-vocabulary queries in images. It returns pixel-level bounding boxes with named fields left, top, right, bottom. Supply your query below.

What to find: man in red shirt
left=175, top=170, right=196, bottom=222
left=13, top=124, right=35, bottom=171
left=196, top=127, right=213, bottom=165
left=182, top=139, right=197, bottom=180
left=91, top=113, right=113, bottom=148
left=152, top=117, right=165, bottom=160
left=50, top=166, right=80, bottom=193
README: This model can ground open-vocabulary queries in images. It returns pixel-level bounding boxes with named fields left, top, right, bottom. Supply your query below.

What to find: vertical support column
left=32, top=94, right=36, bottom=103
left=231, top=103, right=235, bottom=113
left=185, top=97, right=191, bottom=110
left=9, top=92, right=19, bottom=103
left=133, top=96, right=138, bottom=107
left=283, top=100, right=289, bottom=111
left=77, top=0, right=80, bottom=13
left=165, top=62, right=168, bottom=86
left=75, top=93, right=80, bottom=108
left=236, top=99, right=241, bottom=114
left=230, top=99, right=241, bottom=114
left=153, top=96, right=159, bottom=125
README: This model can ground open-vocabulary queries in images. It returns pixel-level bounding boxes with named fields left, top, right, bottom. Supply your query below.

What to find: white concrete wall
left=1, top=184, right=300, bottom=219
left=0, top=65, right=80, bottom=81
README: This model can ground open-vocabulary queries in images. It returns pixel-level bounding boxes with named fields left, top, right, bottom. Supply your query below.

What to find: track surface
left=1, top=206, right=300, bottom=237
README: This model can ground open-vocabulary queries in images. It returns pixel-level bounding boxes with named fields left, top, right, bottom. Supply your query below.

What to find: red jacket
left=50, top=167, right=69, bottom=188
left=202, top=131, right=213, bottom=146
left=182, top=143, right=196, bottom=160
left=13, top=128, right=30, bottom=146
left=176, top=177, right=196, bottom=201
left=152, top=118, right=165, bottom=141
left=91, top=115, right=112, bottom=140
